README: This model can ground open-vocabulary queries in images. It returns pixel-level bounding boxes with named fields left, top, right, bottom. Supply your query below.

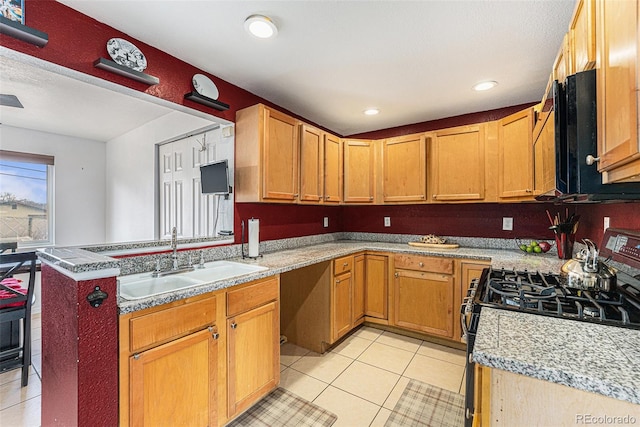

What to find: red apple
left=538, top=241, right=551, bottom=253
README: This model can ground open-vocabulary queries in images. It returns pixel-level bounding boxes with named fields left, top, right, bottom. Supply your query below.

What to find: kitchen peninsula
left=35, top=232, right=639, bottom=426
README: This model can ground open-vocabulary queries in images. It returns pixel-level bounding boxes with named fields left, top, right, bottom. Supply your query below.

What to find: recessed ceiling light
left=363, top=108, right=380, bottom=116
left=244, top=15, right=278, bottom=39
left=473, top=81, right=498, bottom=91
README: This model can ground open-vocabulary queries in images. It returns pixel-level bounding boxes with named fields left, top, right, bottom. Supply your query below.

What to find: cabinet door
left=299, top=124, right=323, bottom=203
left=382, top=134, right=427, bottom=202
left=498, top=108, right=534, bottom=199
left=344, top=139, right=375, bottom=203
left=393, top=269, right=454, bottom=338
left=595, top=0, right=640, bottom=182
left=553, top=33, right=571, bottom=83
left=353, top=255, right=366, bottom=323
left=332, top=271, right=353, bottom=341
left=365, top=254, right=388, bottom=320
left=130, top=328, right=217, bottom=427
left=533, top=111, right=556, bottom=196
left=227, top=301, right=279, bottom=417
left=323, top=134, right=343, bottom=204
left=431, top=125, right=485, bottom=201
left=571, top=0, right=596, bottom=72
left=263, top=108, right=299, bottom=201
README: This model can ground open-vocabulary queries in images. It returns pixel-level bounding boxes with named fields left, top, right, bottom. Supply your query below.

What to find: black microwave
left=551, top=69, right=640, bottom=201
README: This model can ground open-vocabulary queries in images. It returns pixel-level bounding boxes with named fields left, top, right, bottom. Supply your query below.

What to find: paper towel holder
left=241, top=219, right=262, bottom=260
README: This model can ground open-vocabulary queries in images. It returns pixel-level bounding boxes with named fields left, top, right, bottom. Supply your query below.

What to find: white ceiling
left=56, top=0, right=575, bottom=136
left=2, top=1, right=576, bottom=140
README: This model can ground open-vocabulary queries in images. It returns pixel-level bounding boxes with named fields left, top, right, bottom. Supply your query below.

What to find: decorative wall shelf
left=184, top=92, right=230, bottom=111
left=93, top=58, right=159, bottom=85
left=0, top=16, right=48, bottom=47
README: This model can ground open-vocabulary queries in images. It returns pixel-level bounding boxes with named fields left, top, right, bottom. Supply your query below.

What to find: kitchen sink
left=118, top=260, right=268, bottom=300
left=119, top=274, right=203, bottom=300
left=182, top=260, right=268, bottom=281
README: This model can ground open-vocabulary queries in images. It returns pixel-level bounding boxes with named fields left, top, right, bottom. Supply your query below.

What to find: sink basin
left=183, top=260, right=268, bottom=282
left=119, top=274, right=203, bottom=300
left=118, top=260, right=268, bottom=300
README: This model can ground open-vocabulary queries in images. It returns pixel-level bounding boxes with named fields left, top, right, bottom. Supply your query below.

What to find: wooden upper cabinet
left=382, top=134, right=427, bottom=203
left=595, top=0, right=640, bottom=183
left=570, top=0, right=596, bottom=73
left=344, top=139, right=375, bottom=203
left=299, top=124, right=324, bottom=203
left=430, top=125, right=485, bottom=202
left=235, top=104, right=299, bottom=203
left=323, top=133, right=343, bottom=204
left=533, top=110, right=556, bottom=197
left=553, top=33, right=571, bottom=83
left=498, top=108, right=535, bottom=199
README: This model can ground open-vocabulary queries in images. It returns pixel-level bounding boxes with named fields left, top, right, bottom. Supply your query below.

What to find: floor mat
left=227, top=387, right=337, bottom=427
left=385, top=379, right=464, bottom=427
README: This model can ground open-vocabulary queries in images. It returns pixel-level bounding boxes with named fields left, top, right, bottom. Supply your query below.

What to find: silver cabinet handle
left=209, top=326, right=219, bottom=339
left=586, top=154, right=600, bottom=165
left=133, top=354, right=140, bottom=360
left=418, top=262, right=424, bottom=267
left=394, top=272, right=399, bottom=278
left=336, top=279, right=340, bottom=284
left=230, top=322, right=238, bottom=329
left=369, top=196, right=374, bottom=201
left=343, top=262, right=348, bottom=267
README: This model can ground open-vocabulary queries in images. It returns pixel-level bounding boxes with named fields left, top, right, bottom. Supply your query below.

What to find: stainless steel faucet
left=151, top=226, right=195, bottom=277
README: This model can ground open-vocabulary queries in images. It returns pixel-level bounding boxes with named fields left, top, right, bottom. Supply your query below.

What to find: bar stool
left=0, top=251, right=37, bottom=387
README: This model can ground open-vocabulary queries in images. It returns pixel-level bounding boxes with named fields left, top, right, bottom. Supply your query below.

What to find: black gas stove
left=461, top=228, right=640, bottom=427
left=474, top=267, right=640, bottom=328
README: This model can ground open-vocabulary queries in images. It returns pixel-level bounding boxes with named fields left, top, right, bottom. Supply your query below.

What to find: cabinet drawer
left=334, top=255, right=354, bottom=274
left=130, top=296, right=216, bottom=352
left=394, top=254, right=453, bottom=274
left=227, top=276, right=279, bottom=317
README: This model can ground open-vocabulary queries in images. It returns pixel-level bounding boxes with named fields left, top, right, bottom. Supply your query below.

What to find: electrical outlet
left=604, top=216, right=610, bottom=231
left=323, top=217, right=329, bottom=228
left=384, top=217, right=391, bottom=227
left=502, top=217, right=513, bottom=231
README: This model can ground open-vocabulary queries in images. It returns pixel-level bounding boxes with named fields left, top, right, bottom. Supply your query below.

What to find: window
left=0, top=150, right=54, bottom=247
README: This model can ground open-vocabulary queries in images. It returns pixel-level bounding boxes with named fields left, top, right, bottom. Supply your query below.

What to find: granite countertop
left=473, top=307, right=640, bottom=405
left=114, top=240, right=567, bottom=313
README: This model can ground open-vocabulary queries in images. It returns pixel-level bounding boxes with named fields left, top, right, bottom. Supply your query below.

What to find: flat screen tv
left=200, top=159, right=230, bottom=194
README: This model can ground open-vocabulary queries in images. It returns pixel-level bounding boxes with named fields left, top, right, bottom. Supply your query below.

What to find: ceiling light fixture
left=244, top=15, right=278, bottom=39
left=364, top=108, right=380, bottom=116
left=473, top=81, right=498, bottom=91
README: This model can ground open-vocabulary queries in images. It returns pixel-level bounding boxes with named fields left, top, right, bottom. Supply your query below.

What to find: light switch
left=604, top=217, right=610, bottom=231
left=502, top=217, right=513, bottom=231
left=323, top=217, right=329, bottom=228
left=384, top=217, right=391, bottom=227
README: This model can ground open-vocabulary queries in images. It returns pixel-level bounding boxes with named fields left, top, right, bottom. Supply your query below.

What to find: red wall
left=575, top=202, right=640, bottom=246
left=235, top=203, right=343, bottom=242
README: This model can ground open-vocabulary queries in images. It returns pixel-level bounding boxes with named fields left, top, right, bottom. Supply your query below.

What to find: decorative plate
left=106, top=38, right=147, bottom=72
left=192, top=74, right=219, bottom=100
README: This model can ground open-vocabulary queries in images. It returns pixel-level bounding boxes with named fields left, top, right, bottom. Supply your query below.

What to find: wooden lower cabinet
left=227, top=300, right=279, bottom=418
left=474, top=366, right=640, bottom=426
left=332, top=271, right=353, bottom=341
left=353, top=254, right=366, bottom=323
left=392, top=254, right=455, bottom=339
left=120, top=276, right=280, bottom=427
left=393, top=269, right=454, bottom=338
left=364, top=254, right=389, bottom=321
left=130, top=329, right=218, bottom=427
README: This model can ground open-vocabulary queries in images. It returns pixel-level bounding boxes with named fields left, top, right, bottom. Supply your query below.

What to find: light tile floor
left=1, top=319, right=466, bottom=427
left=280, top=326, right=467, bottom=427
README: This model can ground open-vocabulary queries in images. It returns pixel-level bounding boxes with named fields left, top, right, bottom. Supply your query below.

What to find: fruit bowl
left=515, top=238, right=554, bottom=254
